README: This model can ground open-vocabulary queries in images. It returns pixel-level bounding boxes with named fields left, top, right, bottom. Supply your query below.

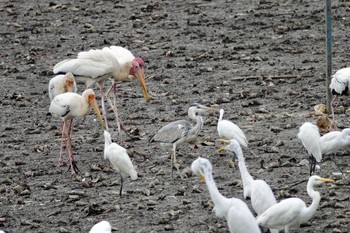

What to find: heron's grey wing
left=150, top=120, right=192, bottom=143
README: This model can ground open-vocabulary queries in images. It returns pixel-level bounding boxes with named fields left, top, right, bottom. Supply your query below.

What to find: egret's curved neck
left=219, top=109, right=224, bottom=122
left=235, top=145, right=254, bottom=190
left=302, top=182, right=321, bottom=222
left=104, top=136, right=112, bottom=148
left=204, top=169, right=230, bottom=217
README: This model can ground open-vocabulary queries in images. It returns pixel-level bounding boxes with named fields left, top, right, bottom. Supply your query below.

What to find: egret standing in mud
left=150, top=103, right=218, bottom=178
left=191, top=157, right=261, bottom=233
left=89, top=220, right=112, bottom=233
left=104, top=130, right=137, bottom=196
left=297, top=122, right=322, bottom=176
left=217, top=109, right=248, bottom=148
left=257, top=175, right=334, bottom=233
left=49, top=89, right=105, bottom=174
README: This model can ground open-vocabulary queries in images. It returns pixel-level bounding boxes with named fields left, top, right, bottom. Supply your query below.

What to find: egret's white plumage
left=104, top=130, right=137, bottom=196
left=89, top=220, right=112, bottom=233
left=191, top=157, right=260, bottom=233
left=49, top=89, right=104, bottom=174
left=48, top=72, right=77, bottom=100
left=54, top=46, right=149, bottom=135
left=257, top=175, right=334, bottom=233
left=150, top=103, right=217, bottom=177
left=297, top=122, right=322, bottom=175
left=320, top=128, right=350, bottom=155
left=217, top=109, right=248, bottom=148
left=218, top=139, right=278, bottom=233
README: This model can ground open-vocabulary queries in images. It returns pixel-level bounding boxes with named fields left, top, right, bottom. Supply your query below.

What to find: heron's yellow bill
left=198, top=174, right=206, bottom=183
left=319, top=177, right=335, bottom=183
left=216, top=138, right=231, bottom=153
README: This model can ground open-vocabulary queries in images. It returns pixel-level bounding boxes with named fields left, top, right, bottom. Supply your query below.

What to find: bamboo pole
left=325, top=0, right=332, bottom=113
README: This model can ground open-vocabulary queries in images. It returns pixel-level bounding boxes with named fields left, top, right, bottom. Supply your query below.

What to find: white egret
left=89, top=220, right=112, bottom=233
left=217, top=139, right=278, bottom=233
left=53, top=46, right=149, bottom=137
left=191, top=157, right=261, bottom=233
left=104, top=130, right=137, bottom=196
left=256, top=175, right=334, bottom=233
left=217, top=109, right=248, bottom=147
left=150, top=103, right=218, bottom=178
left=49, top=89, right=105, bottom=174
left=297, top=122, right=322, bottom=176
left=48, top=72, right=77, bottom=166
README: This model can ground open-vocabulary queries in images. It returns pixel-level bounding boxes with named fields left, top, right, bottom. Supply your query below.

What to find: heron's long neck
left=204, top=171, right=230, bottom=217
left=302, top=183, right=321, bottom=222
left=236, top=147, right=254, bottom=192
left=219, top=109, right=224, bottom=122
left=188, top=116, right=204, bottom=138
left=104, top=137, right=112, bottom=148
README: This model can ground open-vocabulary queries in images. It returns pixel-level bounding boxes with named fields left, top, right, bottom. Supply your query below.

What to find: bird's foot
left=67, top=160, right=81, bottom=175
left=56, top=160, right=65, bottom=167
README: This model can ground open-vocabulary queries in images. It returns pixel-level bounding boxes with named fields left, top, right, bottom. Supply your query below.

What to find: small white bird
left=191, top=157, right=261, bottom=233
left=49, top=89, right=105, bottom=174
left=217, top=109, right=248, bottom=148
left=217, top=139, right=278, bottom=233
left=256, top=175, right=334, bottom=233
left=329, top=67, right=350, bottom=96
left=89, top=220, right=112, bottom=233
left=150, top=103, right=218, bottom=178
left=297, top=122, right=322, bottom=176
left=104, top=130, right=137, bottom=196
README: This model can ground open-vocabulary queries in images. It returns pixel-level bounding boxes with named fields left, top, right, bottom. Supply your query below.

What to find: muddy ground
left=0, top=0, right=349, bottom=232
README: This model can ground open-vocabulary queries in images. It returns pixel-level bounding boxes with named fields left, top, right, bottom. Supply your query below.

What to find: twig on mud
left=276, top=178, right=308, bottom=191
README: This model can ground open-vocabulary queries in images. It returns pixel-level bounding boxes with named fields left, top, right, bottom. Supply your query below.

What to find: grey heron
left=150, top=103, right=218, bottom=178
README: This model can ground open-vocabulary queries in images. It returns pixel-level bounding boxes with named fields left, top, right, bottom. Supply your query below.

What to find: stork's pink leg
left=100, top=86, right=109, bottom=131
left=66, top=119, right=79, bottom=175
left=57, top=120, right=66, bottom=167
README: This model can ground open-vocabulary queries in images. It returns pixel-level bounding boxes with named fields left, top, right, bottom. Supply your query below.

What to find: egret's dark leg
left=119, top=174, right=124, bottom=197
left=332, top=153, right=343, bottom=173
left=309, top=156, right=316, bottom=176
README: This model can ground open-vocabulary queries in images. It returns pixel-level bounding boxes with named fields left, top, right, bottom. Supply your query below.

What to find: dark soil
left=0, top=0, right=349, bottom=232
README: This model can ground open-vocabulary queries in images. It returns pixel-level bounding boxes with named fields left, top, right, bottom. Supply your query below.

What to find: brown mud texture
left=0, top=0, right=349, bottom=233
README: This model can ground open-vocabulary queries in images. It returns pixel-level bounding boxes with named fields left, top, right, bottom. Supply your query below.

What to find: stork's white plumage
left=49, top=89, right=104, bottom=174
left=48, top=72, right=77, bottom=100
left=217, top=109, right=248, bottom=148
left=257, top=176, right=334, bottom=233
left=53, top=46, right=149, bottom=138
left=297, top=122, right=322, bottom=175
left=191, top=157, right=261, bottom=233
left=104, top=130, right=137, bottom=196
left=150, top=103, right=217, bottom=178
left=89, top=220, right=112, bottom=233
